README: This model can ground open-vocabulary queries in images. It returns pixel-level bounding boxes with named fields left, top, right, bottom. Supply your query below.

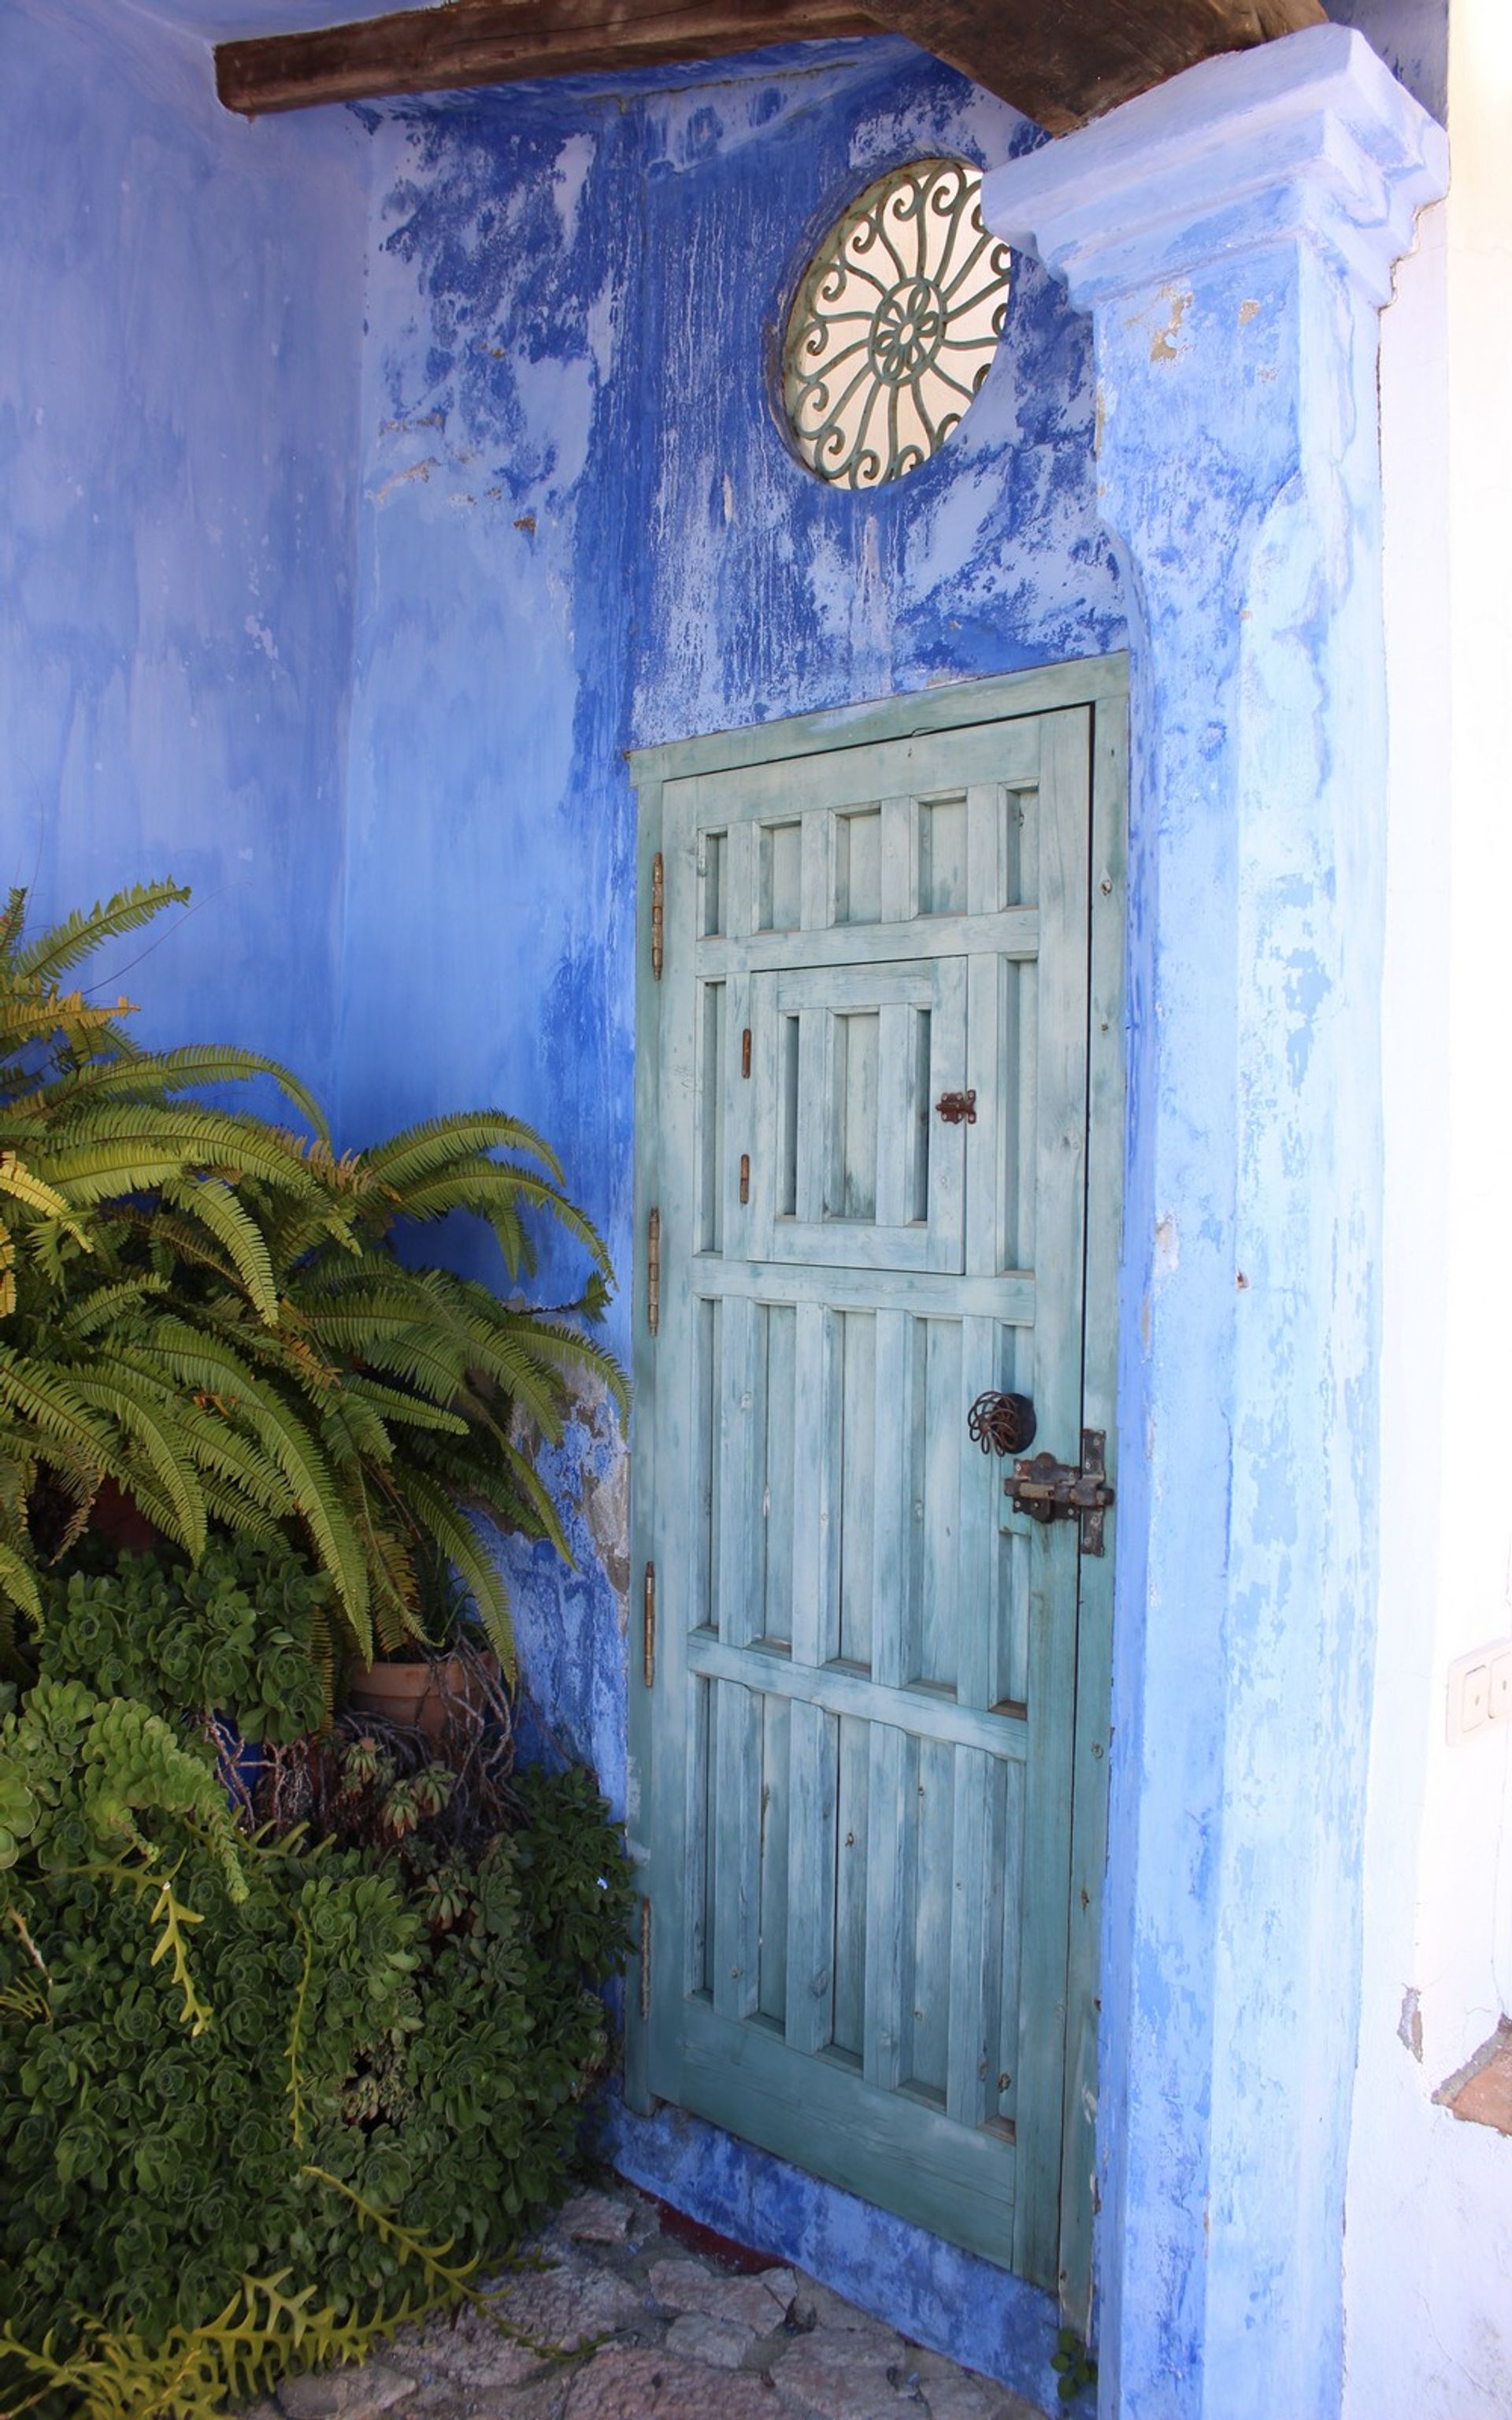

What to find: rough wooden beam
left=216, top=0, right=884, bottom=116
left=855, top=0, right=1329, bottom=132
left=216, top=0, right=1328, bottom=124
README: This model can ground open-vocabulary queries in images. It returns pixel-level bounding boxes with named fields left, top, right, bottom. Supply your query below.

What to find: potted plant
left=0, top=881, right=625, bottom=1685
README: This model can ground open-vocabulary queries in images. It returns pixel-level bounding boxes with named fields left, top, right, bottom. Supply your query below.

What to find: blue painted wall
left=342, top=42, right=1125, bottom=1797
left=0, top=0, right=365, bottom=1103
left=1323, top=0, right=1447, bottom=123
left=336, top=48, right=1122, bottom=2393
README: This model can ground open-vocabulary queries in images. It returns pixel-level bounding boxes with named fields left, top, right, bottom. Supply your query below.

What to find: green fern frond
left=342, top=1375, right=470, bottom=1435
left=362, top=1111, right=563, bottom=1189
left=302, top=1311, right=465, bottom=1402
left=64, top=1374, right=207, bottom=1560
left=43, top=1044, right=331, bottom=1141
left=51, top=1274, right=172, bottom=1339
left=0, top=1346, right=112, bottom=1468
left=124, top=1327, right=370, bottom=1646
left=392, top=1166, right=611, bottom=1276
left=162, top=1176, right=279, bottom=1323
left=7, top=879, right=191, bottom=986
left=504, top=1315, right=630, bottom=1417
left=384, top=1472, right=517, bottom=1681
left=36, top=1106, right=322, bottom=1203
left=0, top=1538, right=40, bottom=1625
left=0, top=1152, right=94, bottom=1245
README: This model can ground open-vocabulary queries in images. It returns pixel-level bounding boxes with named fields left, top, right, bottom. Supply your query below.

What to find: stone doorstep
left=648, top=2254, right=797, bottom=2333
left=261, top=2179, right=1053, bottom=2420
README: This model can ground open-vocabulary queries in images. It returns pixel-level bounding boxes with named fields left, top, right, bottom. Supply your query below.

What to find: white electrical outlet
left=1447, top=1641, right=1512, bottom=1744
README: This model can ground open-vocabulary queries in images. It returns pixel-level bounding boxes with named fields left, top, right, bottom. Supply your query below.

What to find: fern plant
left=0, top=881, right=624, bottom=1674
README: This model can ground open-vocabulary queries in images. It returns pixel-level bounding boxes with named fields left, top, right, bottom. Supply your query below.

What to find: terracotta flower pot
left=346, top=1650, right=501, bottom=1743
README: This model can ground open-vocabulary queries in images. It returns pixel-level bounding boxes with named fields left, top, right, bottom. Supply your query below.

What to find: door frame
left=624, top=653, right=1128, bottom=2328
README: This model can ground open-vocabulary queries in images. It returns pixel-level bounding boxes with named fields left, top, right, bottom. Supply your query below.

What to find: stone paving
left=257, top=2181, right=1051, bottom=2420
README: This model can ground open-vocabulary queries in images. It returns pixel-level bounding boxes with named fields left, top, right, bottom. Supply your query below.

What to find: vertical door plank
left=863, top=1721, right=914, bottom=2092
left=965, top=954, right=1004, bottom=1279
left=839, top=1312, right=877, bottom=1669
left=713, top=1678, right=763, bottom=2021
left=947, top=1745, right=1008, bottom=2134
left=996, top=1754, right=1027, bottom=2132
left=724, top=815, right=758, bottom=941
left=699, top=979, right=727, bottom=1256
left=1057, top=689, right=1128, bottom=2333
left=717, top=1294, right=761, bottom=1650
left=1012, top=707, right=1091, bottom=2292
left=722, top=963, right=754, bottom=1256
left=832, top=1712, right=870, bottom=2058
left=762, top=1304, right=797, bottom=1646
left=879, top=794, right=916, bottom=923
left=966, top=780, right=1005, bottom=918
left=687, top=1674, right=713, bottom=1996
left=758, top=1691, right=791, bottom=2022
left=785, top=1698, right=839, bottom=2054
left=796, top=1009, right=828, bottom=1227
left=876, top=1002, right=913, bottom=1231
left=928, top=956, right=969, bottom=1274
left=919, top=1317, right=962, bottom=1691
left=791, top=1301, right=839, bottom=1668
left=832, top=1010, right=880, bottom=1223
left=918, top=791, right=969, bottom=916
left=911, top=1734, right=956, bottom=2098
left=802, top=807, right=833, bottom=934
left=869, top=1308, right=916, bottom=1690
left=958, top=1313, right=1000, bottom=1712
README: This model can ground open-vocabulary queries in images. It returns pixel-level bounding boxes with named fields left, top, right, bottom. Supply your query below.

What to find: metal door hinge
left=639, top=1895, right=653, bottom=2021
left=647, top=1208, right=661, bottom=1335
left=741, top=1026, right=751, bottom=1079
left=650, top=853, right=665, bottom=980
left=739, top=1152, right=750, bottom=1205
left=643, top=1562, right=657, bottom=1687
left=1005, top=1429, right=1114, bottom=1556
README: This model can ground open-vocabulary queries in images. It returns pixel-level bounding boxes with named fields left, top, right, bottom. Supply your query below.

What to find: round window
left=781, top=158, right=1012, bottom=492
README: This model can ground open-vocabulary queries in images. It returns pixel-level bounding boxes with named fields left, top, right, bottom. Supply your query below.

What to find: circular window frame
left=779, top=156, right=1013, bottom=493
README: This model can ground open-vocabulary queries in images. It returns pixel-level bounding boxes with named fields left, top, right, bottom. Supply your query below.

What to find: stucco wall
left=337, top=48, right=1123, bottom=2393
left=13, top=2, right=1506, bottom=2407
left=342, top=43, right=1125, bottom=1796
left=1325, top=0, right=1447, bottom=118
left=0, top=0, right=365, bottom=1102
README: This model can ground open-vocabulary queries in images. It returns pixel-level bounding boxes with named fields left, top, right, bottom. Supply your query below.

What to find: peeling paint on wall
left=338, top=37, right=1124, bottom=2388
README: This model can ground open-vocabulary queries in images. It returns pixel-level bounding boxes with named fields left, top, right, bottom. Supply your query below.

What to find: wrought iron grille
left=782, top=158, right=1012, bottom=492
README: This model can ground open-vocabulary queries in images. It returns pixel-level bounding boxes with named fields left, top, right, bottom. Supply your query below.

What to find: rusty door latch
left=936, top=1089, right=976, bottom=1126
left=1005, top=1429, right=1114, bottom=1556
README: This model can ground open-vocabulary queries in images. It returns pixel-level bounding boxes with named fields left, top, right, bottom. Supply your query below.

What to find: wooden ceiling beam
left=216, top=0, right=884, bottom=116
left=854, top=0, right=1328, bottom=132
left=215, top=0, right=1328, bottom=127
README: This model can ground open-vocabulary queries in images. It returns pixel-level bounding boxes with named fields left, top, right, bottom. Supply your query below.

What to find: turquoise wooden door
left=628, top=663, right=1126, bottom=2322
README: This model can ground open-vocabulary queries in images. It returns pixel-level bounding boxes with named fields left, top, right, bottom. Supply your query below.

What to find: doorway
left=626, top=659, right=1126, bottom=2322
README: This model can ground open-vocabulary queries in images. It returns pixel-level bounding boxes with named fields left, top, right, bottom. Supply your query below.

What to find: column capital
left=981, top=24, right=1447, bottom=313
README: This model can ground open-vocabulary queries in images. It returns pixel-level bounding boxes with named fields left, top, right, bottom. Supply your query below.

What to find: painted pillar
left=983, top=30, right=1445, bottom=2420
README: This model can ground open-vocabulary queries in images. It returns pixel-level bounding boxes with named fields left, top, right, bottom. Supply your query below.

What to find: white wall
left=1346, top=1, right=1512, bottom=2410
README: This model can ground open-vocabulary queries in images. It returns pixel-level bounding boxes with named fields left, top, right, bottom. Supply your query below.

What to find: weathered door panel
left=628, top=664, right=1126, bottom=2319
